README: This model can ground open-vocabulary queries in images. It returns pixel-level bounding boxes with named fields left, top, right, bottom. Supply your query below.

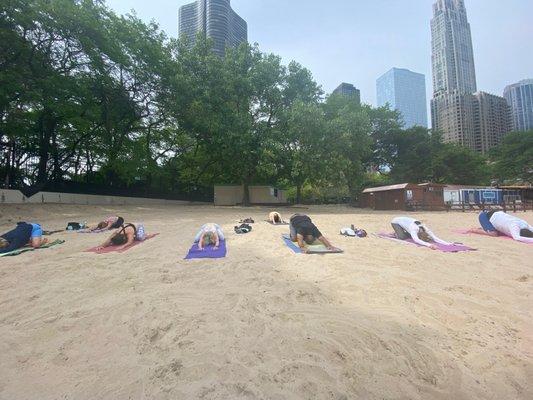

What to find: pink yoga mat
left=378, top=233, right=476, bottom=253
left=85, top=233, right=159, bottom=254
left=455, top=229, right=533, bottom=244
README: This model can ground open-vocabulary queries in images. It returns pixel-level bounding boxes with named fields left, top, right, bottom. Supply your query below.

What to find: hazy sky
left=106, top=0, right=532, bottom=108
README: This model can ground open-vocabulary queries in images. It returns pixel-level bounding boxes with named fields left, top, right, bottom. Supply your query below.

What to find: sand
left=0, top=204, right=532, bottom=400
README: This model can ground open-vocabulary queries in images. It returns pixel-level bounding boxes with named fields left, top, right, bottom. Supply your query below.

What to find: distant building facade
left=430, top=0, right=510, bottom=152
left=178, top=0, right=247, bottom=56
left=332, top=83, right=361, bottom=104
left=503, top=79, right=533, bottom=132
left=472, top=92, right=512, bottom=154
left=377, top=68, right=428, bottom=128
left=431, top=91, right=512, bottom=154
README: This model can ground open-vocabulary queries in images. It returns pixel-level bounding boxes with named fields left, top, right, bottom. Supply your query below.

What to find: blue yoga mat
left=184, top=239, right=227, bottom=259
left=281, top=234, right=343, bottom=254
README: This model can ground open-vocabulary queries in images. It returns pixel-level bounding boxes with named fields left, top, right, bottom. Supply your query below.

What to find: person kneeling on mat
left=96, top=222, right=146, bottom=251
left=90, top=215, right=124, bottom=231
left=470, top=210, right=533, bottom=243
left=0, top=222, right=48, bottom=254
left=195, top=223, right=224, bottom=250
left=290, top=214, right=337, bottom=253
left=391, top=216, right=452, bottom=250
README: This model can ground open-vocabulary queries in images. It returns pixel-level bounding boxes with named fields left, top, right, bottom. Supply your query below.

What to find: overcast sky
left=106, top=0, right=532, bottom=110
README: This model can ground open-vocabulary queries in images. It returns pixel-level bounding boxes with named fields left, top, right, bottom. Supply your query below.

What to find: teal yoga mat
left=0, top=239, right=65, bottom=257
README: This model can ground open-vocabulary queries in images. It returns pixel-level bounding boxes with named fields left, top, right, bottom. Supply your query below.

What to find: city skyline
left=106, top=0, right=532, bottom=112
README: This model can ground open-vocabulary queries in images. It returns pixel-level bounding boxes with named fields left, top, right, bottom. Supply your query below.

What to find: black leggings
left=521, top=228, right=533, bottom=238
left=391, top=223, right=411, bottom=240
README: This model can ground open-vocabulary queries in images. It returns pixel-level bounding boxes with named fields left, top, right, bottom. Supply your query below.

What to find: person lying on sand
left=469, top=210, right=533, bottom=243
left=268, top=211, right=284, bottom=224
left=195, top=223, right=224, bottom=251
left=89, top=216, right=124, bottom=231
left=391, top=216, right=452, bottom=250
left=0, top=222, right=48, bottom=254
left=96, top=222, right=146, bottom=251
left=289, top=214, right=338, bottom=253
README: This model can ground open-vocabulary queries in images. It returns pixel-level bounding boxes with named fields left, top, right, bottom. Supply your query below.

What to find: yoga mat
left=282, top=235, right=343, bottom=254
left=184, top=239, right=227, bottom=259
left=454, top=229, right=533, bottom=245
left=43, top=230, right=64, bottom=236
left=77, top=229, right=107, bottom=234
left=265, top=220, right=289, bottom=225
left=377, top=233, right=475, bottom=253
left=0, top=239, right=65, bottom=257
left=85, top=233, right=159, bottom=254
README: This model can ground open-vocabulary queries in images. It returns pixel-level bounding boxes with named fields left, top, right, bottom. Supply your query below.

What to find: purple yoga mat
left=185, top=240, right=227, bottom=259
left=378, top=233, right=476, bottom=253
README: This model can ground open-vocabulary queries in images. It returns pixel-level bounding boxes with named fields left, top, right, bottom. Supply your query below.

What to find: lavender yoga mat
left=378, top=233, right=476, bottom=253
left=85, top=233, right=159, bottom=254
left=185, top=240, right=227, bottom=259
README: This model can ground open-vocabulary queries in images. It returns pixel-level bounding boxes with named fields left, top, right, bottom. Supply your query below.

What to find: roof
left=362, top=183, right=413, bottom=193
left=362, top=182, right=448, bottom=194
left=444, top=184, right=494, bottom=190
left=499, top=185, right=533, bottom=190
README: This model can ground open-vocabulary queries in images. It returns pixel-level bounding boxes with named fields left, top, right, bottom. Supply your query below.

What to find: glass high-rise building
left=178, top=0, right=247, bottom=57
left=376, top=68, right=428, bottom=128
left=503, top=79, right=533, bottom=132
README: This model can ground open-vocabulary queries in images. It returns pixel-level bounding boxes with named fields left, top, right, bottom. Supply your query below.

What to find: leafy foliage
left=0, top=0, right=522, bottom=204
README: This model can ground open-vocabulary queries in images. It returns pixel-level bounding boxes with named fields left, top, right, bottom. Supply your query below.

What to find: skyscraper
left=430, top=0, right=511, bottom=153
left=178, top=0, right=248, bottom=57
left=472, top=92, right=513, bottom=154
left=504, top=79, right=533, bottom=132
left=431, top=0, right=477, bottom=95
left=332, top=83, right=361, bottom=105
left=376, top=68, right=428, bottom=128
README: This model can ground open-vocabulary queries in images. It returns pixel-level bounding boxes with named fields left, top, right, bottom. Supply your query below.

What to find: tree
left=490, top=131, right=533, bottom=184
left=324, top=94, right=372, bottom=204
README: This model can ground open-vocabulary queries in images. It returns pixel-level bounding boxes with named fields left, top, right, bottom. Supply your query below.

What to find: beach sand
left=0, top=204, right=532, bottom=399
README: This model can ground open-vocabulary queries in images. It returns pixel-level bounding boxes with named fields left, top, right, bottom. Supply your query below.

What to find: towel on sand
left=282, top=234, right=343, bottom=254
left=185, top=239, right=227, bottom=259
left=0, top=239, right=65, bottom=257
left=377, top=233, right=475, bottom=252
left=85, top=233, right=159, bottom=254
left=265, top=220, right=289, bottom=225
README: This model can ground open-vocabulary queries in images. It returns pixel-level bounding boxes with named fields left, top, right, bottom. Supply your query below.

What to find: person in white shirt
left=391, top=216, right=453, bottom=250
left=470, top=210, right=533, bottom=243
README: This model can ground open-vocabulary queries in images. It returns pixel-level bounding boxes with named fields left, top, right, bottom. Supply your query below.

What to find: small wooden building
left=360, top=183, right=446, bottom=211
left=214, top=185, right=288, bottom=206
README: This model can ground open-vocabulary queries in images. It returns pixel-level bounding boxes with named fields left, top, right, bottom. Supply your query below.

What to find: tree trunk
left=243, top=181, right=251, bottom=207
left=36, top=110, right=55, bottom=185
left=296, top=184, right=302, bottom=205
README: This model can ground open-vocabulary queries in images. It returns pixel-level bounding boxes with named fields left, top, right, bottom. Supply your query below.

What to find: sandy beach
left=0, top=204, right=532, bottom=399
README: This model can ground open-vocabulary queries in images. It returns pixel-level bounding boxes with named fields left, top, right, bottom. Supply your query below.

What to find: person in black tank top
left=96, top=223, right=137, bottom=251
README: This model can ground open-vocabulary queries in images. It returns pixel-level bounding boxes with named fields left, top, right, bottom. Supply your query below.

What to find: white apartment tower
left=430, top=0, right=511, bottom=153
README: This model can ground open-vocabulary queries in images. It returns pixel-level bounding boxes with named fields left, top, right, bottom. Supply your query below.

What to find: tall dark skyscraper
left=332, top=83, right=361, bottom=105
left=430, top=0, right=511, bottom=153
left=178, top=0, right=247, bottom=57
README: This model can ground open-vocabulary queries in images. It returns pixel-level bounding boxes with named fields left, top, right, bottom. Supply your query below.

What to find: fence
left=446, top=200, right=533, bottom=213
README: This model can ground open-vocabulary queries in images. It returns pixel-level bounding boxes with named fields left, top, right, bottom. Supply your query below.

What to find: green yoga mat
left=0, top=239, right=65, bottom=257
